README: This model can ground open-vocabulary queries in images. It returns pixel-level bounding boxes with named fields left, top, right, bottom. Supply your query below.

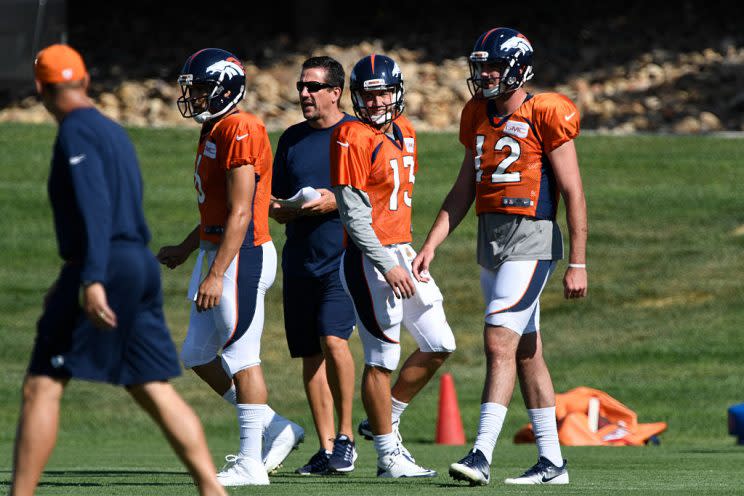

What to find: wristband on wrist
left=568, top=263, right=586, bottom=269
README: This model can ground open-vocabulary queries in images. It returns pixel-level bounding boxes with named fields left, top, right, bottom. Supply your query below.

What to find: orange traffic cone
left=435, top=373, right=466, bottom=445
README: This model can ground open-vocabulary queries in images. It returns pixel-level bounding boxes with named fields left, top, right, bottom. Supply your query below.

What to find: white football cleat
left=217, top=454, right=269, bottom=486
left=377, top=446, right=437, bottom=478
left=357, top=418, right=415, bottom=461
left=504, top=457, right=569, bottom=485
left=262, top=414, right=304, bottom=473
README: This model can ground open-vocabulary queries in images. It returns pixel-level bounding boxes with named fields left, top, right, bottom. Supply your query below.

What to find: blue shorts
left=28, top=243, right=181, bottom=386
left=283, top=269, right=356, bottom=358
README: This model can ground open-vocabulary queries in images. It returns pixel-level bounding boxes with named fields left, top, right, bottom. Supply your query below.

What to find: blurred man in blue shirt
left=270, top=56, right=358, bottom=475
left=9, top=44, right=225, bottom=496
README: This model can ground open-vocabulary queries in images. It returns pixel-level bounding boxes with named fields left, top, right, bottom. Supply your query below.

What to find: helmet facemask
left=177, top=77, right=224, bottom=123
left=351, top=82, right=405, bottom=126
left=467, top=50, right=533, bottom=99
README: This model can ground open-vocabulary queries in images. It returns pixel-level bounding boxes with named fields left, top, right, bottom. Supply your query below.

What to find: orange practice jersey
left=459, top=93, right=580, bottom=219
left=330, top=116, right=418, bottom=246
left=194, top=111, right=272, bottom=246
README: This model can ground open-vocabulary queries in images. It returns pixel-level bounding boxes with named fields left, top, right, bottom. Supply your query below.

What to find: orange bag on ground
left=513, top=386, right=667, bottom=446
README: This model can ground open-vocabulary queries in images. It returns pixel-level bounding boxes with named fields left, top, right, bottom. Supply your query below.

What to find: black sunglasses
left=296, top=81, right=335, bottom=93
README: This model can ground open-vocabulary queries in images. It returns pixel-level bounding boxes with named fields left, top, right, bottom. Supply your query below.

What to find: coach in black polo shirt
left=270, top=56, right=358, bottom=475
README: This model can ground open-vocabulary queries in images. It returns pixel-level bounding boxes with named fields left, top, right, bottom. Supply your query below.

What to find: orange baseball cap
left=34, top=44, right=88, bottom=84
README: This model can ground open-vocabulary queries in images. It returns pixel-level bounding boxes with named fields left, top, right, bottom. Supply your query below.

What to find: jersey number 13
left=389, top=155, right=415, bottom=211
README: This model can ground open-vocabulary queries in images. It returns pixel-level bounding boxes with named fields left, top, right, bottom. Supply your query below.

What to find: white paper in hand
left=274, top=186, right=321, bottom=208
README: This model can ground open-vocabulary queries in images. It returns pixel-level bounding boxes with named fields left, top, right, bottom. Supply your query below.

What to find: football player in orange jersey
left=157, top=48, right=302, bottom=486
left=413, top=28, right=588, bottom=486
left=330, top=54, right=456, bottom=478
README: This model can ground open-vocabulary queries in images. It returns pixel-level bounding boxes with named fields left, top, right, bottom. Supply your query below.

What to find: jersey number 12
left=474, top=135, right=521, bottom=183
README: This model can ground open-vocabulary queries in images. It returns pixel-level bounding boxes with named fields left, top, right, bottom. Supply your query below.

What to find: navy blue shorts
left=283, top=269, right=356, bottom=358
left=29, top=243, right=181, bottom=385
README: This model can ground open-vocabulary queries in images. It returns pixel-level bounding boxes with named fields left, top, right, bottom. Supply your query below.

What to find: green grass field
left=1, top=123, right=743, bottom=494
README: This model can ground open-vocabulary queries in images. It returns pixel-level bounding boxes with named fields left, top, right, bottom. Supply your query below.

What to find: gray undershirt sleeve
left=332, top=185, right=398, bottom=274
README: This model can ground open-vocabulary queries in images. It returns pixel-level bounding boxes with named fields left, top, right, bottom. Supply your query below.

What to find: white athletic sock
left=528, top=406, right=563, bottom=466
left=237, top=404, right=266, bottom=461
left=262, top=405, right=277, bottom=430
left=222, top=384, right=237, bottom=405
left=391, top=396, right=408, bottom=424
left=373, top=432, right=399, bottom=457
left=473, top=402, right=508, bottom=465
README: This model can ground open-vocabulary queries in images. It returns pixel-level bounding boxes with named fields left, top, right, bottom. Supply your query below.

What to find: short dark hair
left=301, top=56, right=345, bottom=91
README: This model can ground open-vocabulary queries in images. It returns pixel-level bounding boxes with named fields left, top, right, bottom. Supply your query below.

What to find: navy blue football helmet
left=468, top=27, right=534, bottom=98
left=177, top=48, right=245, bottom=123
left=349, top=54, right=404, bottom=126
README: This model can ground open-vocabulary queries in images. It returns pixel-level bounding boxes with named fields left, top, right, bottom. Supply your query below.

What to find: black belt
left=204, top=225, right=225, bottom=235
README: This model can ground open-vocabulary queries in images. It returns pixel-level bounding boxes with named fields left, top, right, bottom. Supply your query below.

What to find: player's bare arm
left=196, top=164, right=254, bottom=312
left=157, top=225, right=200, bottom=269
left=413, top=148, right=477, bottom=282
left=550, top=139, right=588, bottom=299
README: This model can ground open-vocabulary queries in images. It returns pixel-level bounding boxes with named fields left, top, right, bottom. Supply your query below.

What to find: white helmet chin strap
left=192, top=84, right=245, bottom=123
left=482, top=85, right=502, bottom=98
left=193, top=112, right=211, bottom=123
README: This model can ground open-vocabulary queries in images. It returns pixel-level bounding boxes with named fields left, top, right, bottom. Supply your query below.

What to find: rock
left=421, top=102, right=451, bottom=129
left=673, top=116, right=701, bottom=133
left=632, top=115, right=651, bottom=131
left=0, top=105, right=51, bottom=123
left=699, top=111, right=723, bottom=132
left=117, top=82, right=147, bottom=113
left=253, top=73, right=281, bottom=106
left=405, top=91, right=424, bottom=116
left=97, top=92, right=121, bottom=121
left=644, top=63, right=665, bottom=84
left=644, top=96, right=662, bottom=111
left=615, top=121, right=636, bottom=134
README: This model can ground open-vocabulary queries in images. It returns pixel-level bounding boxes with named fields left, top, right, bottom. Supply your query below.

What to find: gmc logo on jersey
left=504, top=120, right=529, bottom=139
